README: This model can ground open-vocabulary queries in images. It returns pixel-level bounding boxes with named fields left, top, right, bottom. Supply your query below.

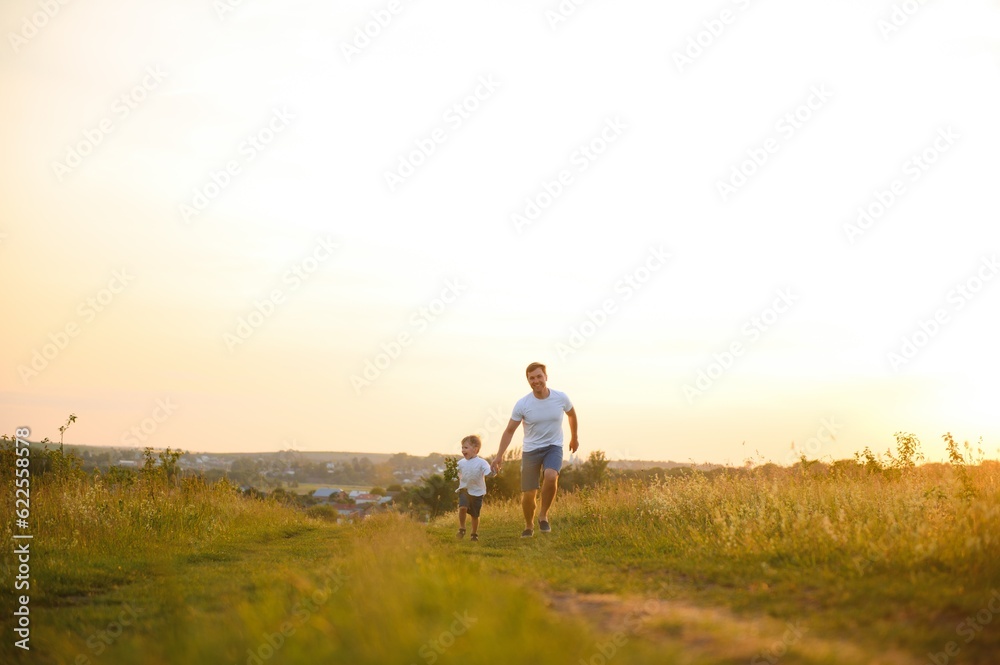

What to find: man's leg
left=520, top=448, right=544, bottom=535
left=538, top=468, right=559, bottom=522
left=522, top=490, right=537, bottom=530
left=538, top=445, right=563, bottom=526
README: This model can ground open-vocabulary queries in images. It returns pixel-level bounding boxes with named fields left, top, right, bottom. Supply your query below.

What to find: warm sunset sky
left=2, top=0, right=998, bottom=464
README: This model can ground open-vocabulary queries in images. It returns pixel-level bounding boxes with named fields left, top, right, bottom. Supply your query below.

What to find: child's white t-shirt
left=457, top=456, right=492, bottom=497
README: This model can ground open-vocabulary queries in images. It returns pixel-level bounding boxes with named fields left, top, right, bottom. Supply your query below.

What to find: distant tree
left=580, top=450, right=609, bottom=486
left=269, top=487, right=301, bottom=505
left=559, top=450, right=610, bottom=491
left=229, top=457, right=261, bottom=486
left=103, top=464, right=137, bottom=488
left=203, top=468, right=226, bottom=483
left=242, top=487, right=266, bottom=500
left=404, top=473, right=456, bottom=519
left=485, top=448, right=522, bottom=500
left=58, top=413, right=76, bottom=454
left=158, top=447, right=184, bottom=483
left=443, top=457, right=458, bottom=483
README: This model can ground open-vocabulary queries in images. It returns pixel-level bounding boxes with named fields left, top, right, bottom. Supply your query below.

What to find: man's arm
left=492, top=419, right=521, bottom=473
left=566, top=407, right=579, bottom=453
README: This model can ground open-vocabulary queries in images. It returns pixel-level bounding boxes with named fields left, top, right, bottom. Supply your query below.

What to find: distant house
left=377, top=495, right=393, bottom=505
left=329, top=503, right=374, bottom=521
left=354, top=493, right=379, bottom=504
left=312, top=488, right=343, bottom=502
left=116, top=460, right=139, bottom=468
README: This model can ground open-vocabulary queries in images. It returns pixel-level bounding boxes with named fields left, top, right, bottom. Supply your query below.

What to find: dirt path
left=545, top=590, right=920, bottom=665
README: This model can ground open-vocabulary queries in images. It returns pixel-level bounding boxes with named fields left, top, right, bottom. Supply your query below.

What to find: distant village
left=66, top=447, right=449, bottom=517
left=70, top=448, right=445, bottom=484
left=56, top=445, right=701, bottom=521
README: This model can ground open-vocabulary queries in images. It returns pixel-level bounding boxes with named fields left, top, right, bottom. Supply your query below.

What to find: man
left=492, top=362, right=579, bottom=537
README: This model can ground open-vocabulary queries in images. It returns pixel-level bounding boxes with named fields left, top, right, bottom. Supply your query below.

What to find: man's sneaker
left=470, top=533, right=479, bottom=542
left=538, top=520, right=551, bottom=533
left=521, top=528, right=533, bottom=538
left=457, top=528, right=466, bottom=539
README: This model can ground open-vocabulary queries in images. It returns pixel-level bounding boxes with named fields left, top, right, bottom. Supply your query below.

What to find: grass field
left=3, top=443, right=999, bottom=665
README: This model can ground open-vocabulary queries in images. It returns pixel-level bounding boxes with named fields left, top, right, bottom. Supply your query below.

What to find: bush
left=306, top=504, right=341, bottom=522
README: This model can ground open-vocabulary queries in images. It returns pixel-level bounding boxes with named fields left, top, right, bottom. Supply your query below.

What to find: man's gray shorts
left=521, top=444, right=563, bottom=492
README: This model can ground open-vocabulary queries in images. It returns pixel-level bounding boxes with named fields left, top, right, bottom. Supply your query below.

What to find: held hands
left=490, top=458, right=502, bottom=475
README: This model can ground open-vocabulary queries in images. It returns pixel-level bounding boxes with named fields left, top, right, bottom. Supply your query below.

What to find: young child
left=456, top=435, right=492, bottom=542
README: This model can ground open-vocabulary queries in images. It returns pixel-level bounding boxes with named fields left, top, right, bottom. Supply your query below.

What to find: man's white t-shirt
left=511, top=389, right=573, bottom=453
left=457, top=456, right=492, bottom=497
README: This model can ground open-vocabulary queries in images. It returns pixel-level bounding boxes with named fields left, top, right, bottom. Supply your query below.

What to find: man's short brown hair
left=525, top=362, right=547, bottom=376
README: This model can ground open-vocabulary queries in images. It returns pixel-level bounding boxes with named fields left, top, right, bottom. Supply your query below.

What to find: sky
left=2, top=0, right=998, bottom=465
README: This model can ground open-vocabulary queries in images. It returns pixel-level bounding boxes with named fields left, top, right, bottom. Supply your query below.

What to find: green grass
left=3, top=454, right=999, bottom=664
left=441, top=463, right=1000, bottom=663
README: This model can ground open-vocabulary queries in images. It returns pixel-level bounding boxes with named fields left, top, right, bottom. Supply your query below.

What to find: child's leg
left=458, top=506, right=467, bottom=530
left=470, top=496, right=482, bottom=535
